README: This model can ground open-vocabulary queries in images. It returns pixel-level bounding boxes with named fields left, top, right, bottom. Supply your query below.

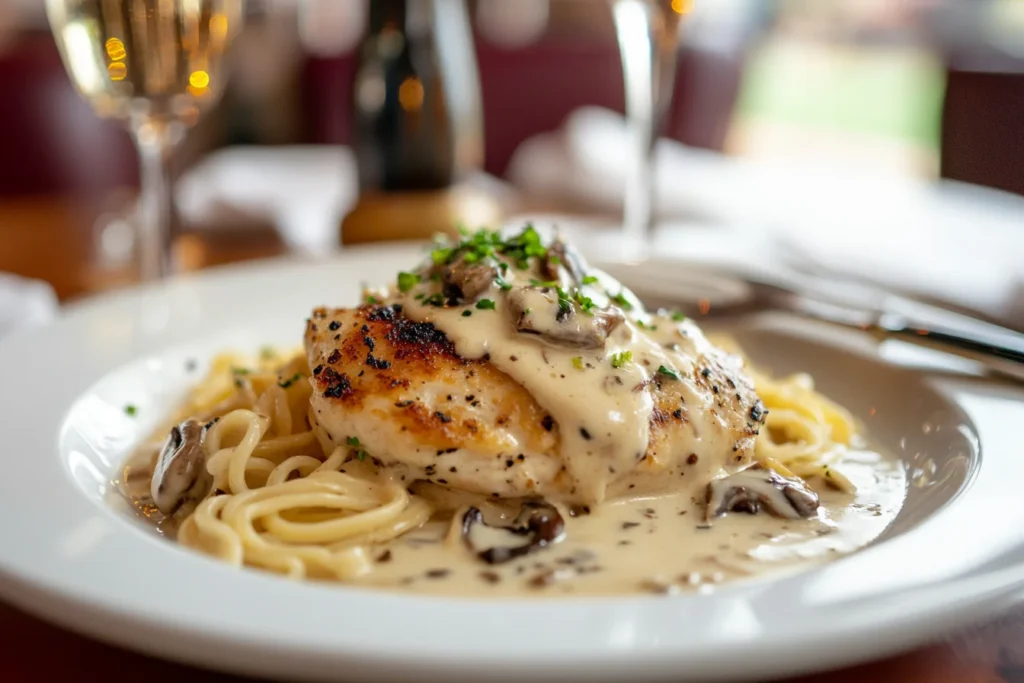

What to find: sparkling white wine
left=46, top=0, right=241, bottom=123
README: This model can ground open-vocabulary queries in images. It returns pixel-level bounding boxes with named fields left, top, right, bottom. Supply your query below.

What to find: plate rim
left=1, top=247, right=1022, bottom=682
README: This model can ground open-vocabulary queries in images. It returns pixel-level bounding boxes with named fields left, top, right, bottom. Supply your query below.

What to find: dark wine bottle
left=341, top=0, right=497, bottom=244
left=352, top=0, right=453, bottom=191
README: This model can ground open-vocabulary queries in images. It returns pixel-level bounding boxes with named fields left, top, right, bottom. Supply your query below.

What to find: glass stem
left=613, top=0, right=680, bottom=253
left=131, top=119, right=178, bottom=281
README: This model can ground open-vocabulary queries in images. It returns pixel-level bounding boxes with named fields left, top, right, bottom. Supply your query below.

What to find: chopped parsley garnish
left=572, top=289, right=596, bottom=314
left=475, top=298, right=496, bottom=310
left=346, top=436, right=368, bottom=461
left=608, top=290, right=634, bottom=311
left=657, top=365, right=682, bottom=381
left=431, top=229, right=502, bottom=267
left=499, top=224, right=546, bottom=269
left=423, top=293, right=445, bottom=307
left=610, top=351, right=633, bottom=369
left=124, top=404, right=137, bottom=417
left=397, top=272, right=421, bottom=293
left=278, top=372, right=303, bottom=389
left=259, top=346, right=275, bottom=360
left=555, top=287, right=572, bottom=314
left=231, top=367, right=250, bottom=376
left=529, top=278, right=560, bottom=288
left=582, top=275, right=598, bottom=285
left=365, top=294, right=380, bottom=305
left=572, top=356, right=584, bottom=370
left=428, top=225, right=550, bottom=273
left=414, top=293, right=426, bottom=301
left=431, top=245, right=455, bottom=265
left=524, top=308, right=532, bottom=315
left=494, top=273, right=513, bottom=291
left=671, top=311, right=687, bottom=322
left=636, top=320, right=658, bottom=331
left=461, top=310, right=472, bottom=317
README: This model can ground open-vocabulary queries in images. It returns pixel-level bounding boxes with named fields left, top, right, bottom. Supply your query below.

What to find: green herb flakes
left=610, top=351, right=633, bottom=369
left=572, top=289, right=596, bottom=314
left=657, top=365, right=682, bottom=381
left=397, top=272, right=421, bottom=293
left=608, top=291, right=634, bottom=311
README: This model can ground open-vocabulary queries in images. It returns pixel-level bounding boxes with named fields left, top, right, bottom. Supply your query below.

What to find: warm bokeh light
left=398, top=76, right=424, bottom=112
left=107, top=62, right=127, bottom=81
left=189, top=70, right=211, bottom=89
left=210, top=12, right=229, bottom=42
left=104, top=37, right=126, bottom=61
left=671, top=0, right=694, bottom=15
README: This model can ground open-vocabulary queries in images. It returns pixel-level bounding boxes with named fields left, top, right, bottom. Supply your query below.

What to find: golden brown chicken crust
left=306, top=305, right=559, bottom=458
left=633, top=350, right=763, bottom=479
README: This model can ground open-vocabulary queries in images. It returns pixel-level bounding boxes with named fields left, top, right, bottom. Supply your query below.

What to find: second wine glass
left=612, top=0, right=685, bottom=256
left=46, top=0, right=243, bottom=281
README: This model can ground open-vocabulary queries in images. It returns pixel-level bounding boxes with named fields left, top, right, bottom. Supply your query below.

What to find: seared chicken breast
left=305, top=228, right=766, bottom=505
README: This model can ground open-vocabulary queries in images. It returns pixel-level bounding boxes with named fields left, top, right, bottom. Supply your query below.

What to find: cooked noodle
left=125, top=341, right=859, bottom=581
left=136, top=351, right=432, bottom=580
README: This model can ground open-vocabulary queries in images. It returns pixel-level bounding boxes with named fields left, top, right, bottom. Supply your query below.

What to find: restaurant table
left=2, top=196, right=1024, bottom=683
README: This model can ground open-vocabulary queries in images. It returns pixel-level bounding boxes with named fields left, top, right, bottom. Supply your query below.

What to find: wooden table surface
left=2, top=197, right=1023, bottom=683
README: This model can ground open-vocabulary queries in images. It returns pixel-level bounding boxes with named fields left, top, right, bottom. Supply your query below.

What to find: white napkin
left=507, top=107, right=1024, bottom=327
left=0, top=274, right=58, bottom=338
left=176, top=145, right=358, bottom=255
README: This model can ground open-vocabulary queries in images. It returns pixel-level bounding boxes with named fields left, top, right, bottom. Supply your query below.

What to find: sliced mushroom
left=508, top=286, right=624, bottom=349
left=150, top=419, right=213, bottom=516
left=461, top=501, right=566, bottom=564
left=439, top=257, right=497, bottom=304
left=704, top=464, right=819, bottom=522
left=541, top=237, right=588, bottom=285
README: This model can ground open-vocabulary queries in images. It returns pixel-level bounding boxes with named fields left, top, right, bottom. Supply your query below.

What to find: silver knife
left=604, top=260, right=1024, bottom=384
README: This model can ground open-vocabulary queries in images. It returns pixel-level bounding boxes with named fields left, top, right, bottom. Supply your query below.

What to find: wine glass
left=45, top=0, right=243, bottom=281
left=611, top=0, right=685, bottom=256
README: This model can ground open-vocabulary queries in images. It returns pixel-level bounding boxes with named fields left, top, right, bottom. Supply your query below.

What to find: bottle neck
left=368, top=0, right=407, bottom=33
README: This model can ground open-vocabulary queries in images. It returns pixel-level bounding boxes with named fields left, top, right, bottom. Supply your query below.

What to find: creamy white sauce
left=401, top=265, right=748, bottom=504
left=354, top=451, right=904, bottom=596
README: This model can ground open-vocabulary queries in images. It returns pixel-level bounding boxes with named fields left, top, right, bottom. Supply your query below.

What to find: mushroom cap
left=150, top=419, right=213, bottom=516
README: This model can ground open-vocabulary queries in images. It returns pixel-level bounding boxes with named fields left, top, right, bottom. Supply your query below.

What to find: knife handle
left=877, top=311, right=1024, bottom=384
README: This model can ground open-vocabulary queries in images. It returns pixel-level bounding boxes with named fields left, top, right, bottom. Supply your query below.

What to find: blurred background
left=1, top=0, right=1023, bottom=326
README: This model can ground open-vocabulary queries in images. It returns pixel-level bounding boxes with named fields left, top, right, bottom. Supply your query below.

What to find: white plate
left=1, top=244, right=1023, bottom=682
